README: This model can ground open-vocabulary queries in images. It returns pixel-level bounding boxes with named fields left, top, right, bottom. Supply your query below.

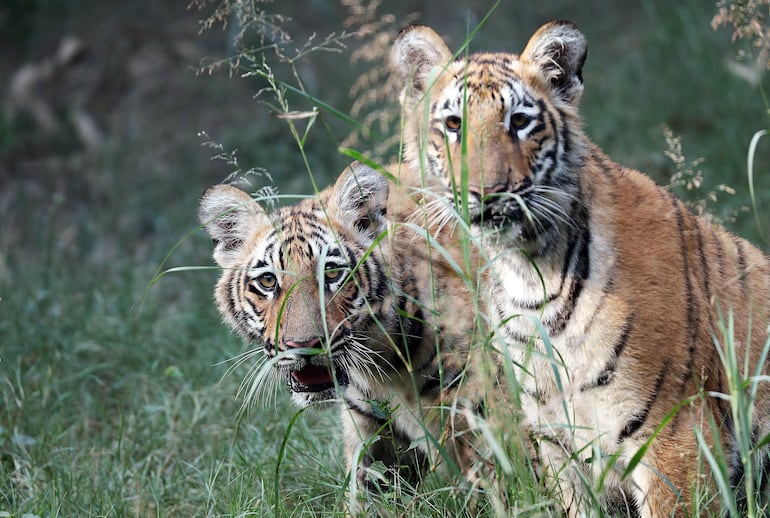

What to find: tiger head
left=199, top=163, right=392, bottom=408
left=391, top=21, right=589, bottom=252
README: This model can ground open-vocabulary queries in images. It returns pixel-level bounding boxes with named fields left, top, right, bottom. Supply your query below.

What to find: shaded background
left=1, top=0, right=768, bottom=515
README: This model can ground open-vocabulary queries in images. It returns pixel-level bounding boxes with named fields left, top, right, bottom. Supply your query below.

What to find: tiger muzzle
left=469, top=179, right=530, bottom=229
left=471, top=193, right=524, bottom=230
left=283, top=337, right=349, bottom=394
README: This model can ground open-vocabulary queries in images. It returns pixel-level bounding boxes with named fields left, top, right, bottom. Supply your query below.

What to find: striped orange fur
left=392, top=20, right=770, bottom=517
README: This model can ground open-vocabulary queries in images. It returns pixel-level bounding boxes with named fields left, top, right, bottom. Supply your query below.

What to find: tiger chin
left=392, top=20, right=770, bottom=518
left=199, top=161, right=491, bottom=506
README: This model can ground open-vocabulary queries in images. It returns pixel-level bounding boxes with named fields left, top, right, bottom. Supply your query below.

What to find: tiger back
left=199, top=161, right=491, bottom=503
left=391, top=20, right=770, bottom=517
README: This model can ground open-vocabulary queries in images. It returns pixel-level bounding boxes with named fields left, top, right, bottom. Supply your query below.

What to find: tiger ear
left=198, top=184, right=268, bottom=268
left=390, top=25, right=453, bottom=105
left=520, top=20, right=587, bottom=104
left=328, top=162, right=389, bottom=241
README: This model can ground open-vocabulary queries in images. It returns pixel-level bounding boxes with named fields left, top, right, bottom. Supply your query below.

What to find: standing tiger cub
left=392, top=20, right=770, bottom=517
left=199, top=162, right=491, bottom=507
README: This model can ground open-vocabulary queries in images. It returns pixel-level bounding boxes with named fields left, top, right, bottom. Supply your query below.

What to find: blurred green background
left=1, top=0, right=768, bottom=515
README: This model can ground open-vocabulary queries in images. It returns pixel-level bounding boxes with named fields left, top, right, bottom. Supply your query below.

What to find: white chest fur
left=485, top=226, right=642, bottom=470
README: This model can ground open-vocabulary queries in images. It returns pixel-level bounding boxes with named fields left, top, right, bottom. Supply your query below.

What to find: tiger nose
left=284, top=337, right=322, bottom=350
left=468, top=183, right=507, bottom=198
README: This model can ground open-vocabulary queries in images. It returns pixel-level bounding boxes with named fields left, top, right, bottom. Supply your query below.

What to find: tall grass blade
left=747, top=129, right=767, bottom=242
left=274, top=406, right=310, bottom=518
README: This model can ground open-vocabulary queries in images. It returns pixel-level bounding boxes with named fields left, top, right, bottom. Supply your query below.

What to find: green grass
left=0, top=260, right=347, bottom=516
left=1, top=0, right=769, bottom=516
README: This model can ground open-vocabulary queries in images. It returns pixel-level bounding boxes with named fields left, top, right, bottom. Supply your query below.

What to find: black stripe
left=556, top=106, right=572, bottom=155
left=712, top=227, right=726, bottom=279
left=228, top=278, right=240, bottom=318
left=263, top=240, right=275, bottom=259
left=618, top=360, right=670, bottom=442
left=528, top=121, right=547, bottom=136
left=581, top=314, right=635, bottom=391
left=519, top=95, right=535, bottom=109
left=243, top=294, right=263, bottom=316
left=539, top=100, right=559, bottom=186
left=282, top=235, right=301, bottom=247
left=693, top=217, right=709, bottom=304
left=735, top=236, right=748, bottom=292
left=548, top=226, right=591, bottom=336
left=368, top=252, right=389, bottom=304
left=345, top=244, right=371, bottom=301
left=468, top=56, right=513, bottom=68
left=343, top=244, right=359, bottom=270
left=277, top=244, right=286, bottom=271
left=508, top=214, right=587, bottom=310
left=671, top=196, right=699, bottom=399
left=712, top=356, right=731, bottom=436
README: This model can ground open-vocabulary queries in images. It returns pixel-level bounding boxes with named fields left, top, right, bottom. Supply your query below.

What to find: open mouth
left=287, top=364, right=349, bottom=393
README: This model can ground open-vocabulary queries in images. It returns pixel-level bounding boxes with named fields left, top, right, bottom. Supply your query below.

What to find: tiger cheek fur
left=393, top=20, right=770, bottom=517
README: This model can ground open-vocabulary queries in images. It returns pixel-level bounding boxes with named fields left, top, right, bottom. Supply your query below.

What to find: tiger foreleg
left=341, top=405, right=427, bottom=514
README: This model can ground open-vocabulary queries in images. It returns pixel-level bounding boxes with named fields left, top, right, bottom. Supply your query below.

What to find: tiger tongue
left=291, top=364, right=333, bottom=387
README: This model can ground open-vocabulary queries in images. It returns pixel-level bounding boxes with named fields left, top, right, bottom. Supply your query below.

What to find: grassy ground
left=1, top=0, right=768, bottom=516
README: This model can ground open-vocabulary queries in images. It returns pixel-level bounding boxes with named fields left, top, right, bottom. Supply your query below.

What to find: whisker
left=530, top=191, right=573, bottom=221
left=535, top=184, right=586, bottom=213
left=220, top=347, right=263, bottom=375
left=529, top=194, right=573, bottom=233
left=413, top=197, right=457, bottom=235
left=238, top=353, right=282, bottom=410
left=345, top=332, right=392, bottom=381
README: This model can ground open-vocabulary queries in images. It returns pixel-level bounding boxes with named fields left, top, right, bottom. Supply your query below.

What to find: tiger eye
left=510, top=113, right=530, bottom=130
left=324, top=267, right=344, bottom=283
left=445, top=115, right=462, bottom=132
left=256, top=272, right=277, bottom=290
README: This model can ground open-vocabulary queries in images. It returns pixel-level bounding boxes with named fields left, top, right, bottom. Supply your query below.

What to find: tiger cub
left=198, top=161, right=490, bottom=502
left=391, top=20, right=770, bottom=517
